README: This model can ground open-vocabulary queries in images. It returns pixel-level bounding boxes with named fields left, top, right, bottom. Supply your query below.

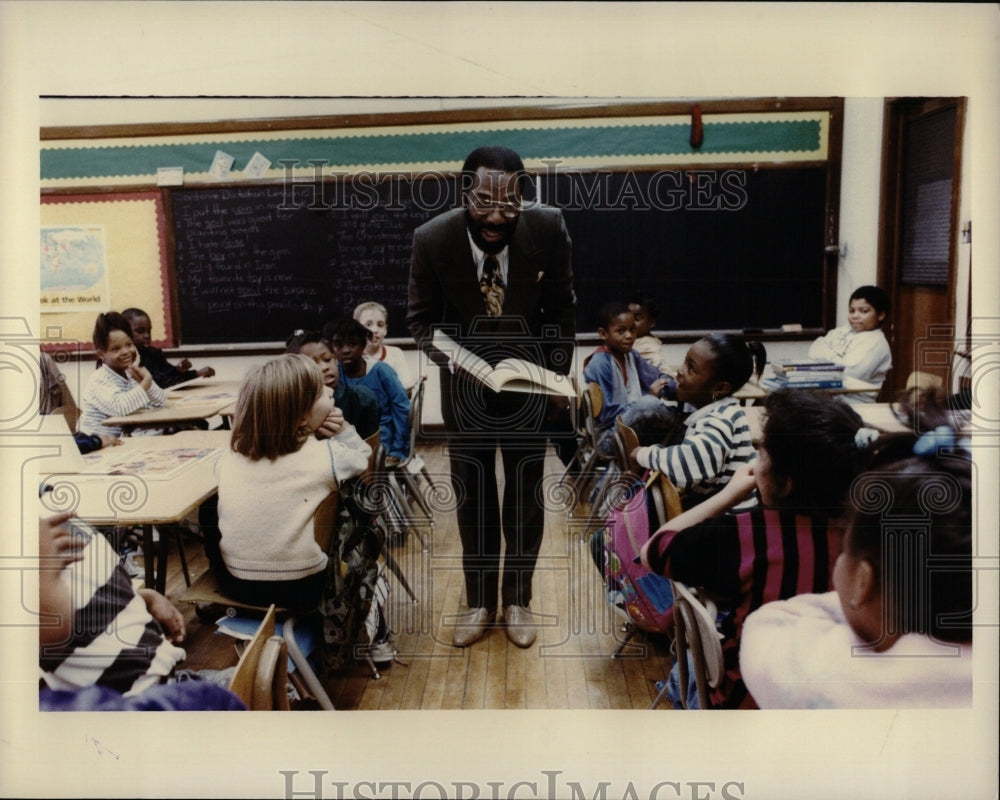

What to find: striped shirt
left=633, top=396, right=753, bottom=505
left=77, top=363, right=167, bottom=438
left=647, top=508, right=841, bottom=709
left=40, top=526, right=186, bottom=696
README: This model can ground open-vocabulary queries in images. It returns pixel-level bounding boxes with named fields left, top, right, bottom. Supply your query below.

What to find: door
left=877, top=97, right=966, bottom=398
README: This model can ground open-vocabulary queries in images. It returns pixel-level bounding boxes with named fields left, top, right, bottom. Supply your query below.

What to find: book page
left=431, top=329, right=495, bottom=384
left=491, top=358, right=576, bottom=397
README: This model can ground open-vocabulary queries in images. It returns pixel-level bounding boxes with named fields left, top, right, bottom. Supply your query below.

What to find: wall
left=45, top=96, right=892, bottom=427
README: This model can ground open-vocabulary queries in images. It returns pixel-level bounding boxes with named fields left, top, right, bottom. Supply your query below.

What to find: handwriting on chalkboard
left=170, top=167, right=829, bottom=344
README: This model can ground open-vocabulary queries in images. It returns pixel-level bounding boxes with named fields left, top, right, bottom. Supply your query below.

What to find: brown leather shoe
left=451, top=607, right=496, bottom=647
left=504, top=605, right=537, bottom=648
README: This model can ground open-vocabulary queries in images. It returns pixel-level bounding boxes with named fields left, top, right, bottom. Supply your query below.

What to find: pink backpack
left=596, top=473, right=675, bottom=634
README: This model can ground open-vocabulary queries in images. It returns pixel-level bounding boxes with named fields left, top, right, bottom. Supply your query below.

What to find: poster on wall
left=39, top=224, right=111, bottom=311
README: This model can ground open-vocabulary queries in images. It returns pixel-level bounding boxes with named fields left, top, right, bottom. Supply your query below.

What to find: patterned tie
left=480, top=254, right=505, bottom=316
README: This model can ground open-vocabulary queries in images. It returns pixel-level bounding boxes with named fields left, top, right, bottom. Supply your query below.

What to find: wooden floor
left=162, top=441, right=674, bottom=710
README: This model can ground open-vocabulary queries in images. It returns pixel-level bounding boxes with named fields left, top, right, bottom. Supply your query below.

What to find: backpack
left=596, top=471, right=675, bottom=634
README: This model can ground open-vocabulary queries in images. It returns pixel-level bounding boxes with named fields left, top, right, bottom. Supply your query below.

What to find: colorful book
left=771, top=359, right=844, bottom=374
left=777, top=370, right=847, bottom=382
left=762, top=377, right=844, bottom=391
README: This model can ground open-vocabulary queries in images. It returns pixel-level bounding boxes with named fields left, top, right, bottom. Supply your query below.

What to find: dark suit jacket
left=406, top=205, right=576, bottom=431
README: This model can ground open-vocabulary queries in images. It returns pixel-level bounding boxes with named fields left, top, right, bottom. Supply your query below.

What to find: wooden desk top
left=39, top=430, right=230, bottom=525
left=102, top=379, right=241, bottom=429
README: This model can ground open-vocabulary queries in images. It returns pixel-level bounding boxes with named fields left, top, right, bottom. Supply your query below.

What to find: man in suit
left=407, top=146, right=576, bottom=648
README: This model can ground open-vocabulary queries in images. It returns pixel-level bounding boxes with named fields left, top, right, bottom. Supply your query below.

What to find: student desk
left=102, top=379, right=241, bottom=434
left=745, top=401, right=912, bottom=446
left=39, top=430, right=229, bottom=593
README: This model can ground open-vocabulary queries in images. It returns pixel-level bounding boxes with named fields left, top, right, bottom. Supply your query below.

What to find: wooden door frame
left=877, top=97, right=966, bottom=398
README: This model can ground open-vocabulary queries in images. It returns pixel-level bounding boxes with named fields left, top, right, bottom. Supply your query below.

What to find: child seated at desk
left=122, top=307, right=215, bottom=388
left=808, top=285, right=892, bottom=404
left=285, top=328, right=381, bottom=440
left=326, top=317, right=411, bottom=467
left=583, top=301, right=679, bottom=455
left=212, top=354, right=371, bottom=613
left=639, top=388, right=867, bottom=709
left=630, top=333, right=765, bottom=509
left=628, top=292, right=671, bottom=374
left=77, top=311, right=168, bottom=439
left=741, top=389, right=972, bottom=708
left=353, top=300, right=415, bottom=393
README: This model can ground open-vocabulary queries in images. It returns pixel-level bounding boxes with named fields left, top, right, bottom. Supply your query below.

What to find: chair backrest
left=906, top=370, right=944, bottom=392
left=582, top=382, right=604, bottom=443
left=613, top=417, right=683, bottom=525
left=670, top=581, right=724, bottom=709
left=227, top=604, right=290, bottom=710
left=313, top=491, right=341, bottom=555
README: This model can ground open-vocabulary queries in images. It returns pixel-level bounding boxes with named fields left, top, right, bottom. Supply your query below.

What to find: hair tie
left=854, top=427, right=880, bottom=449
left=293, top=329, right=305, bottom=336
left=913, top=425, right=955, bottom=457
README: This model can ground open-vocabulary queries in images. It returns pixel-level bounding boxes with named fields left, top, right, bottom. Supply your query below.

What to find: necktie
left=480, top=255, right=504, bottom=316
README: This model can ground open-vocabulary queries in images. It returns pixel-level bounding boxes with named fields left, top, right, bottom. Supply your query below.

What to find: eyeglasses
left=467, top=193, right=522, bottom=218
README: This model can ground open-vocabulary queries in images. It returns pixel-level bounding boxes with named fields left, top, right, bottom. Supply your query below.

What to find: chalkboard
left=170, top=166, right=829, bottom=344
left=171, top=178, right=458, bottom=344
left=544, top=167, right=829, bottom=333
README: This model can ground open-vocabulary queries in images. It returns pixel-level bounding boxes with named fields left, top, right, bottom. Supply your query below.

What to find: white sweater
left=741, top=591, right=972, bottom=709
left=808, top=326, right=892, bottom=404
left=216, top=427, right=371, bottom=582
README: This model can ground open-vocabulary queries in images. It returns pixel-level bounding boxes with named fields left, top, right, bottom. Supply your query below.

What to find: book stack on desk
left=762, top=359, right=845, bottom=390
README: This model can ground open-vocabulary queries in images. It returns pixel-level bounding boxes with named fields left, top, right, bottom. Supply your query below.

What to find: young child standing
left=326, top=317, right=411, bottom=466
left=285, top=329, right=381, bottom=440
left=212, top=354, right=371, bottom=612
left=630, top=333, right=765, bottom=509
left=741, top=390, right=972, bottom=708
left=583, top=301, right=678, bottom=454
left=807, top=285, right=892, bottom=403
left=353, top=301, right=415, bottom=393
left=77, top=312, right=168, bottom=439
left=640, top=388, right=867, bottom=709
left=628, top=293, right=670, bottom=373
left=122, top=307, right=215, bottom=388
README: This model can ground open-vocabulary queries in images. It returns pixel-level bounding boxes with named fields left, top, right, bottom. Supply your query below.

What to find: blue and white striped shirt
left=634, top=396, right=754, bottom=505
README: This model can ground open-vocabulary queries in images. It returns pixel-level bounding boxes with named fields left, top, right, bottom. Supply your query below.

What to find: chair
left=226, top=604, right=290, bottom=710
left=357, top=433, right=419, bottom=604
left=182, top=491, right=347, bottom=709
left=384, top=376, right=435, bottom=550
left=905, top=370, right=944, bottom=392
left=650, top=581, right=725, bottom=710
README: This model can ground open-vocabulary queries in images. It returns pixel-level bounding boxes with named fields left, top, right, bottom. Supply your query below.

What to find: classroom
left=30, top=92, right=979, bottom=712
left=3, top=5, right=998, bottom=800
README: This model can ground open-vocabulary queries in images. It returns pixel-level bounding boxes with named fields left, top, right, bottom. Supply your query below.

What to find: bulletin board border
left=40, top=191, right=174, bottom=350
left=40, top=99, right=838, bottom=190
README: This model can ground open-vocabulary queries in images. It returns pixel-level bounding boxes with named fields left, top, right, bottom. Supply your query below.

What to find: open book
left=432, top=330, right=576, bottom=398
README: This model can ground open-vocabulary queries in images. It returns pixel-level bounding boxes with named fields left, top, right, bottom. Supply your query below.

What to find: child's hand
left=176, top=358, right=193, bottom=372
left=196, top=367, right=216, bottom=378
left=128, top=364, right=154, bottom=390
left=138, top=588, right=186, bottom=644
left=725, top=460, right=758, bottom=502
left=98, top=433, right=123, bottom=448
left=313, top=407, right=345, bottom=439
left=648, top=377, right=671, bottom=397
left=39, top=511, right=85, bottom=572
